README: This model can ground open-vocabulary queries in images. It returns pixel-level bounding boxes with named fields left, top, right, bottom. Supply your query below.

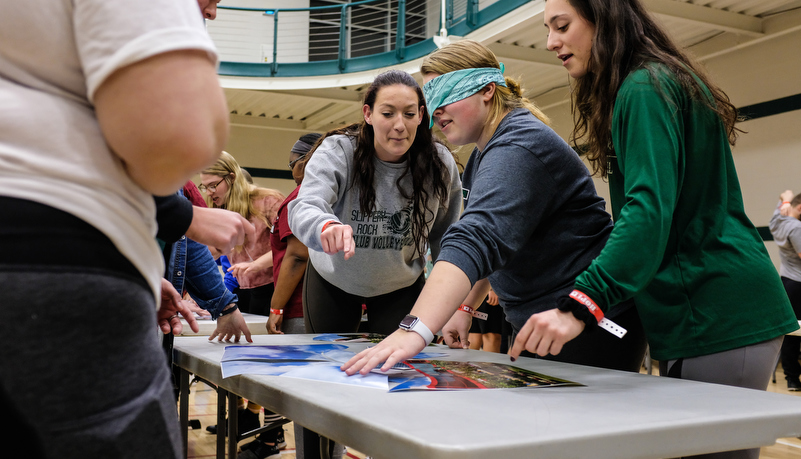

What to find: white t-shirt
left=0, top=0, right=218, bottom=298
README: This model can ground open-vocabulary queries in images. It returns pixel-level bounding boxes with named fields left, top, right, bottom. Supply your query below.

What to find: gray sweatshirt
left=769, top=203, right=801, bottom=282
left=288, top=134, right=462, bottom=297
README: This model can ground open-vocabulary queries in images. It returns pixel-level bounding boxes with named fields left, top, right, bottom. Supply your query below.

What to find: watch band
left=399, top=315, right=435, bottom=345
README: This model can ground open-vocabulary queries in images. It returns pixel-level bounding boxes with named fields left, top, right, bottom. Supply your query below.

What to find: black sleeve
left=155, top=194, right=193, bottom=243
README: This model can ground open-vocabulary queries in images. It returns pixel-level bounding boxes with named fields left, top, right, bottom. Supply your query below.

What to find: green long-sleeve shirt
left=575, top=64, right=797, bottom=361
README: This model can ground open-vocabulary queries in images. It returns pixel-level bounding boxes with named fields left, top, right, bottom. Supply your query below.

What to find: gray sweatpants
left=0, top=268, right=182, bottom=459
left=659, top=336, right=783, bottom=459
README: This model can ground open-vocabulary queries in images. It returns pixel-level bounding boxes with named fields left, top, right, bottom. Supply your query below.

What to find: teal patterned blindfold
left=423, top=64, right=506, bottom=128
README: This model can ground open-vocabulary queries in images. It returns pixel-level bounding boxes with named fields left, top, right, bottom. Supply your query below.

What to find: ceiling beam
left=303, top=104, right=362, bottom=131
left=643, top=0, right=764, bottom=37
left=260, top=87, right=364, bottom=104
left=228, top=113, right=306, bottom=131
left=487, top=42, right=561, bottom=67
left=689, top=6, right=801, bottom=61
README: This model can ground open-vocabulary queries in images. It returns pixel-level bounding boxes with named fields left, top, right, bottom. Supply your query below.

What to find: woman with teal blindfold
left=343, top=40, right=647, bottom=376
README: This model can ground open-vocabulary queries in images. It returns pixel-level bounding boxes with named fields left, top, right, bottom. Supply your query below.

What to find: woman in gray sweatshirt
left=288, top=70, right=462, bottom=335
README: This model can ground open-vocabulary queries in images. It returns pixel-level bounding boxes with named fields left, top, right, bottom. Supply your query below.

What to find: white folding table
left=173, top=334, right=801, bottom=459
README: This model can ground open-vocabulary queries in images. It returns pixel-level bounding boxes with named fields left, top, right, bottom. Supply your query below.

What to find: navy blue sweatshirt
left=436, top=108, right=618, bottom=329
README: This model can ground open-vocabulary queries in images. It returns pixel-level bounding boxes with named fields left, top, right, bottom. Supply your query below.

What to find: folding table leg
left=179, top=367, right=190, bottom=457
left=320, top=435, right=331, bottom=459
left=216, top=387, right=227, bottom=459
left=228, top=391, right=238, bottom=459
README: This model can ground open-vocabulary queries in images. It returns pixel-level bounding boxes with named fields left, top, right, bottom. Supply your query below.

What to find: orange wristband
left=321, top=220, right=340, bottom=233
left=568, top=290, right=604, bottom=324
left=458, top=304, right=474, bottom=314
left=270, top=308, right=284, bottom=315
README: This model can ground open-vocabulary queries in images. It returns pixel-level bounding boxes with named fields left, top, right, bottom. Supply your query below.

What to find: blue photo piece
left=221, top=344, right=349, bottom=362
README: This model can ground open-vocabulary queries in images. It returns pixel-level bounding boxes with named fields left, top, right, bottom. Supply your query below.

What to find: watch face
left=399, top=314, right=418, bottom=329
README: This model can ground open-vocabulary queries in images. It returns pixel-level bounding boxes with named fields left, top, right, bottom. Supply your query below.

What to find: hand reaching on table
left=208, top=304, right=253, bottom=343
left=267, top=311, right=284, bottom=334
left=441, top=308, right=472, bottom=349
left=509, top=308, right=584, bottom=361
left=158, top=278, right=199, bottom=335
left=183, top=293, right=212, bottom=319
left=341, top=329, right=426, bottom=376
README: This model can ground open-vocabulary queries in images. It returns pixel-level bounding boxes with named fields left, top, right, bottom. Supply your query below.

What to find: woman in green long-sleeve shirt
left=519, top=3, right=796, bottom=456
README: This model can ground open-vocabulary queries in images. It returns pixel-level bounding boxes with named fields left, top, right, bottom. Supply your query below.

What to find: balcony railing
left=212, top=0, right=532, bottom=78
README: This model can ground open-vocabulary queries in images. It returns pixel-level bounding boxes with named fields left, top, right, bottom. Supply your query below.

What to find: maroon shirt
left=270, top=186, right=303, bottom=319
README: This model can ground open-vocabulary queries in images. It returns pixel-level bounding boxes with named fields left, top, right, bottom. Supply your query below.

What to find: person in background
left=0, top=0, right=227, bottom=456
left=288, top=69, right=462, bottom=459
left=240, top=134, right=323, bottom=459
left=200, top=152, right=286, bottom=446
left=201, top=152, right=285, bottom=317
left=770, top=190, right=801, bottom=391
left=468, top=288, right=503, bottom=353
left=163, top=182, right=253, bottom=342
left=217, top=168, right=254, bottom=305
left=266, top=133, right=322, bottom=336
left=342, top=40, right=646, bottom=376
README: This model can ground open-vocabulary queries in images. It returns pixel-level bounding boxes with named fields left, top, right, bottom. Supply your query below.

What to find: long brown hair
left=565, top=0, right=741, bottom=177
left=313, top=70, right=454, bottom=259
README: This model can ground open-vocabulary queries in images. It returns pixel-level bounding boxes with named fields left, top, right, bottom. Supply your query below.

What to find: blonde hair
left=421, top=40, right=550, bottom=129
left=202, top=151, right=282, bottom=227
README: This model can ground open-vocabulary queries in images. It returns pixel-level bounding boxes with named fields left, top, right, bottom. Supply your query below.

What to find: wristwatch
left=399, top=314, right=434, bottom=345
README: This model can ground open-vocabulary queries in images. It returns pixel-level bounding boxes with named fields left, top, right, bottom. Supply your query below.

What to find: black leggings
left=302, top=261, right=425, bottom=335
left=236, top=282, right=275, bottom=316
left=780, top=276, right=801, bottom=379
left=299, top=262, right=424, bottom=459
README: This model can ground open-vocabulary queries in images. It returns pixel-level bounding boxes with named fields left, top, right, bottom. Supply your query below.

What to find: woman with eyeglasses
left=200, top=151, right=285, bottom=315
left=342, top=40, right=647, bottom=376
left=199, top=152, right=286, bottom=444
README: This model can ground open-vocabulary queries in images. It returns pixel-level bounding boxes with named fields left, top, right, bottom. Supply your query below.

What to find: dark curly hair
left=314, top=70, right=455, bottom=258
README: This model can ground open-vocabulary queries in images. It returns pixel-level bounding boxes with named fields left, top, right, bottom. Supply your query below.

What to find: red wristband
left=270, top=308, right=284, bottom=315
left=321, top=220, right=340, bottom=233
left=568, top=290, right=604, bottom=324
left=458, top=304, right=474, bottom=314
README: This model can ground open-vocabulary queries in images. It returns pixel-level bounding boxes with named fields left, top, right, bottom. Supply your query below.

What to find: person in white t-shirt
left=0, top=0, right=228, bottom=456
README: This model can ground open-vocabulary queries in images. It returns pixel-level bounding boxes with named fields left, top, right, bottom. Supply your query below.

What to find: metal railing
left=214, top=0, right=532, bottom=78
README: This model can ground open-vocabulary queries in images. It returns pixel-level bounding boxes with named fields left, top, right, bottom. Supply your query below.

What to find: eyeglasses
left=288, top=155, right=306, bottom=170
left=198, top=177, right=225, bottom=194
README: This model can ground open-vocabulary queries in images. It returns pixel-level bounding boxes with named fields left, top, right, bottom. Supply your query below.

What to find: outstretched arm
left=341, top=261, right=471, bottom=375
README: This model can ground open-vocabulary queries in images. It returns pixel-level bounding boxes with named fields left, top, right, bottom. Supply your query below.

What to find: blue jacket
left=164, top=191, right=237, bottom=319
